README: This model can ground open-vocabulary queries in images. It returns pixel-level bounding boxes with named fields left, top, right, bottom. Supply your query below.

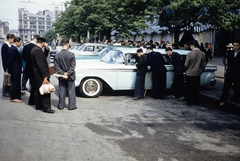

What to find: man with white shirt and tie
left=219, top=40, right=240, bottom=107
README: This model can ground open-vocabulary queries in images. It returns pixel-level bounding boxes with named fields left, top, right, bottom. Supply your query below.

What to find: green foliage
left=43, top=29, right=57, bottom=42
left=53, top=0, right=240, bottom=42
left=159, top=0, right=240, bottom=31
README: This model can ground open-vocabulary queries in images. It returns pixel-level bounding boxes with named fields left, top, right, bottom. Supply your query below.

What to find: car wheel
left=79, top=78, right=103, bottom=97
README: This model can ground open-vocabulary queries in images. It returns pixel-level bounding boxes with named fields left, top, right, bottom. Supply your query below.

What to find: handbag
left=39, top=79, right=55, bottom=95
left=3, top=73, right=11, bottom=86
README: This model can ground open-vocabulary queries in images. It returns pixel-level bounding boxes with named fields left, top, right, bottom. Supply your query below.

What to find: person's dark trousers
left=21, top=70, right=28, bottom=90
left=10, top=72, right=21, bottom=100
left=28, top=74, right=35, bottom=105
left=171, top=74, right=185, bottom=98
left=34, top=77, right=51, bottom=110
left=134, top=74, right=146, bottom=98
left=219, top=72, right=234, bottom=103
left=186, top=75, right=200, bottom=105
left=58, top=79, right=76, bottom=109
left=152, top=72, right=166, bottom=99
left=233, top=78, right=240, bottom=104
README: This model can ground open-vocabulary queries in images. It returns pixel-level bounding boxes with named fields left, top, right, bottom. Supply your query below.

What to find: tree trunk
left=174, top=26, right=180, bottom=47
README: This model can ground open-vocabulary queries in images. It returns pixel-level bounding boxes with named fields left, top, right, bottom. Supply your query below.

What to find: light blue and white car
left=75, top=48, right=217, bottom=97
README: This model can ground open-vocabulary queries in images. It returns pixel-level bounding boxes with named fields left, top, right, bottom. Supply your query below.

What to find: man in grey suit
left=54, top=38, right=77, bottom=110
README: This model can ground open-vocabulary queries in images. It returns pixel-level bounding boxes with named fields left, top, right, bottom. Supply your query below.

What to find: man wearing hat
left=22, top=34, right=40, bottom=105
left=31, top=37, right=55, bottom=113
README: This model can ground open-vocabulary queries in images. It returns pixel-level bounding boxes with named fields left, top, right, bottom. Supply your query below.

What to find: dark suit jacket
left=226, top=50, right=240, bottom=81
left=22, top=43, right=35, bottom=75
left=1, top=43, right=10, bottom=72
left=54, top=49, right=76, bottom=80
left=22, top=43, right=50, bottom=75
left=31, top=46, right=50, bottom=81
left=147, top=51, right=167, bottom=73
left=7, top=45, right=22, bottom=75
left=171, top=52, right=185, bottom=75
left=136, top=54, right=148, bottom=75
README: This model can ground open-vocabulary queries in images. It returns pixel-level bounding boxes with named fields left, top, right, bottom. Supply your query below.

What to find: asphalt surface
left=0, top=49, right=240, bottom=161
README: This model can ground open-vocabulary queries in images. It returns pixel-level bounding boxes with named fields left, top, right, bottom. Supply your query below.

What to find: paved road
left=1, top=47, right=240, bottom=161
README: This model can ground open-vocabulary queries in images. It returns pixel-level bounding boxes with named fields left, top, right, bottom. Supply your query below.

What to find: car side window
left=83, top=46, right=95, bottom=52
left=97, top=46, right=105, bottom=52
left=126, top=53, right=138, bottom=65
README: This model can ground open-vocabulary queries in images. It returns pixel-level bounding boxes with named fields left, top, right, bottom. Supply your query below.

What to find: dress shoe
left=3, top=93, right=11, bottom=97
left=10, top=99, right=22, bottom=103
left=43, top=108, right=55, bottom=113
left=132, top=97, right=140, bottom=100
left=69, top=107, right=77, bottom=110
left=219, top=102, right=225, bottom=106
left=58, top=107, right=64, bottom=110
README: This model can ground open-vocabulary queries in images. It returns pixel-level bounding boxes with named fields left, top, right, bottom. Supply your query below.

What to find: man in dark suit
left=1, top=34, right=15, bottom=97
left=31, top=37, right=55, bottom=113
left=147, top=47, right=167, bottom=99
left=7, top=37, right=23, bottom=102
left=54, top=38, right=77, bottom=110
left=22, top=34, right=40, bottom=105
left=165, top=47, right=185, bottom=99
left=220, top=40, right=240, bottom=106
left=132, top=48, right=148, bottom=100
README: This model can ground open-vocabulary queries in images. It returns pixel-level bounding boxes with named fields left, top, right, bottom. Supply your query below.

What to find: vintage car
left=72, top=43, right=108, bottom=55
left=75, top=48, right=217, bottom=97
left=73, top=45, right=138, bottom=61
left=50, top=42, right=81, bottom=60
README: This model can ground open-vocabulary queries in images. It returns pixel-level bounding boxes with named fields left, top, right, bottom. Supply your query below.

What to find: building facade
left=0, top=20, right=9, bottom=43
left=18, top=7, right=60, bottom=42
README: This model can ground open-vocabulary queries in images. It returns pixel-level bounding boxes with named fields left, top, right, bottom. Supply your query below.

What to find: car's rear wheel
left=79, top=78, right=103, bottom=97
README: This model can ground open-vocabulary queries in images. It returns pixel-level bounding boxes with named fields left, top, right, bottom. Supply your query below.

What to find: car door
left=116, top=53, right=138, bottom=90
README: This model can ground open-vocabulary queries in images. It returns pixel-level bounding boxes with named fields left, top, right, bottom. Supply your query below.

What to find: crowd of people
left=1, top=34, right=76, bottom=114
left=132, top=40, right=207, bottom=106
left=132, top=39, right=240, bottom=107
left=1, top=34, right=239, bottom=112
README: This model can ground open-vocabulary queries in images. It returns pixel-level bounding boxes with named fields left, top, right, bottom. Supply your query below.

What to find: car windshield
left=101, top=50, right=124, bottom=64
left=98, top=47, right=112, bottom=57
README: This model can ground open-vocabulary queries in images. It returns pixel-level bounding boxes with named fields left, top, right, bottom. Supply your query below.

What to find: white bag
left=39, top=83, right=55, bottom=95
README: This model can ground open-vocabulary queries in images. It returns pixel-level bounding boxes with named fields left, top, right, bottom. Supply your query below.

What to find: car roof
left=108, top=47, right=190, bottom=55
left=81, top=43, right=108, bottom=46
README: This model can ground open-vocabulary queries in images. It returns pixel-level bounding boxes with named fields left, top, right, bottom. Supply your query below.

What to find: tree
left=158, top=0, right=240, bottom=46
left=54, top=0, right=161, bottom=41
left=43, top=29, right=57, bottom=43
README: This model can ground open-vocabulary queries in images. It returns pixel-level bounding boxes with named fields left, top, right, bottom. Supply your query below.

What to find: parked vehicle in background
left=74, top=48, right=217, bottom=97
left=50, top=42, right=81, bottom=60
left=71, top=43, right=108, bottom=56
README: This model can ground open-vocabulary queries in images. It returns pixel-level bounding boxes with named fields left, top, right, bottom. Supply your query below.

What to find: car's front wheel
left=79, top=78, right=103, bottom=97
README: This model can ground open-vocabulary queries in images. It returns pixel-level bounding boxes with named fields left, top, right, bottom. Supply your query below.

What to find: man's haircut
left=33, top=34, right=40, bottom=40
left=188, top=40, right=199, bottom=48
left=60, top=38, right=69, bottom=46
left=13, top=37, right=22, bottom=43
left=147, top=47, right=153, bottom=50
left=136, top=48, right=143, bottom=53
left=6, top=34, right=15, bottom=40
left=165, top=47, right=172, bottom=51
left=233, top=40, right=240, bottom=44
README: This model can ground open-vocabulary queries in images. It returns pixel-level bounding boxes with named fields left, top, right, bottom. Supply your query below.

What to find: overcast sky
left=0, top=0, right=66, bottom=30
